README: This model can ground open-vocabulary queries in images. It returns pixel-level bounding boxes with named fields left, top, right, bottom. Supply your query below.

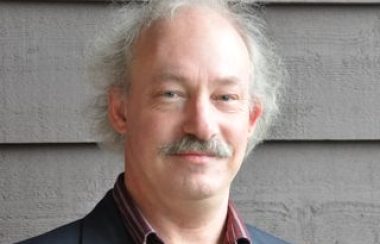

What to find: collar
left=112, top=173, right=251, bottom=244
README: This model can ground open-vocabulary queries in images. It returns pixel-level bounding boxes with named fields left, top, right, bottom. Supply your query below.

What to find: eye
left=216, top=94, right=238, bottom=102
left=157, top=90, right=185, bottom=101
left=220, top=95, right=232, bottom=101
left=162, top=91, right=177, bottom=98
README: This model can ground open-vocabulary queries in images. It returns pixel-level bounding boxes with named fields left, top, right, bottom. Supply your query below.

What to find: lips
left=170, top=151, right=218, bottom=164
left=174, top=150, right=217, bottom=157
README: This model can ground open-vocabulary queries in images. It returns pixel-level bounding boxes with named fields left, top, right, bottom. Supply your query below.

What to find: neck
left=124, top=174, right=230, bottom=244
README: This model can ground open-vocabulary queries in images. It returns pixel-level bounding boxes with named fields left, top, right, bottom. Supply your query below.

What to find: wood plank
left=266, top=5, right=380, bottom=139
left=260, top=0, right=380, bottom=3
left=235, top=141, right=380, bottom=243
left=34, top=0, right=380, bottom=4
left=0, top=144, right=123, bottom=242
left=2, top=142, right=380, bottom=243
left=1, top=2, right=379, bottom=142
left=0, top=2, right=108, bottom=143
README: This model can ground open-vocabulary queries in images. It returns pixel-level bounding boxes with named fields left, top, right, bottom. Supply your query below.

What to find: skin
left=108, top=6, right=262, bottom=244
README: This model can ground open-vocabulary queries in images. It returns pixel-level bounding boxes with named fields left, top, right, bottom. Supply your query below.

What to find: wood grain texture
left=37, top=0, right=380, bottom=3
left=260, top=0, right=380, bottom=3
left=234, top=141, right=380, bottom=243
left=0, top=2, right=107, bottom=143
left=2, top=142, right=380, bottom=243
left=266, top=5, right=380, bottom=140
left=1, top=2, right=379, bottom=142
left=0, top=144, right=123, bottom=243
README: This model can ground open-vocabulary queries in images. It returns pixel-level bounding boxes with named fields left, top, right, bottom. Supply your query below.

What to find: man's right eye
left=162, top=91, right=177, bottom=98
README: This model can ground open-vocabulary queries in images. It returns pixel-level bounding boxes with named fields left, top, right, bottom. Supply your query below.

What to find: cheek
left=223, top=118, right=250, bottom=155
left=129, top=110, right=181, bottom=147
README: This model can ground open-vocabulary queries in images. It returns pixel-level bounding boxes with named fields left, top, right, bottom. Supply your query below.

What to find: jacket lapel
left=81, top=191, right=132, bottom=244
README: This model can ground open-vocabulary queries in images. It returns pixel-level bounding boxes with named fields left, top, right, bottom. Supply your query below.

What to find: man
left=19, top=0, right=288, bottom=243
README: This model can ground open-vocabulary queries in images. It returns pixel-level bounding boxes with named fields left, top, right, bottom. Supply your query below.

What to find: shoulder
left=246, top=224, right=291, bottom=244
left=16, top=190, right=129, bottom=244
left=16, top=220, right=82, bottom=244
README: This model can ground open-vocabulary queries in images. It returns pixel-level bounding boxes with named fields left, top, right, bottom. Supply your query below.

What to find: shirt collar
left=225, top=201, right=251, bottom=244
left=112, top=173, right=162, bottom=243
left=113, top=173, right=252, bottom=244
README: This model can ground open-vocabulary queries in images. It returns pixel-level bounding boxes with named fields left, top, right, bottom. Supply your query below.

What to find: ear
left=248, top=100, right=262, bottom=137
left=108, top=86, right=128, bottom=135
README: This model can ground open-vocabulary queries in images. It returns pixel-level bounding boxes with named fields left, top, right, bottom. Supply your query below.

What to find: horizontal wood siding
left=2, top=142, right=380, bottom=243
left=1, top=2, right=380, bottom=244
left=1, top=3, right=379, bottom=142
left=22, top=0, right=380, bottom=3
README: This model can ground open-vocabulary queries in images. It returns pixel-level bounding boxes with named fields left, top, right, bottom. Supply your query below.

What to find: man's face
left=110, top=8, right=261, bottom=200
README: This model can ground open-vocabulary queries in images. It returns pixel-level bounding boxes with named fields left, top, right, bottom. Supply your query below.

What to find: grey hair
left=86, top=0, right=287, bottom=155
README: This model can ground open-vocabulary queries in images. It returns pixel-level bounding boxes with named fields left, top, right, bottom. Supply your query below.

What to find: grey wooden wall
left=1, top=1, right=380, bottom=243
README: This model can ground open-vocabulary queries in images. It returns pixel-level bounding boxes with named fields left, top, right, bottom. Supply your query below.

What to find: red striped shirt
left=113, top=173, right=252, bottom=244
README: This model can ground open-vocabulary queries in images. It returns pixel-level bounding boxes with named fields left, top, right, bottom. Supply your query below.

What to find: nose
left=182, top=95, right=217, bottom=141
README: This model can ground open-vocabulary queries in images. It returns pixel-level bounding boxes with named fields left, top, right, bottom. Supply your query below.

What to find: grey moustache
left=160, top=135, right=232, bottom=158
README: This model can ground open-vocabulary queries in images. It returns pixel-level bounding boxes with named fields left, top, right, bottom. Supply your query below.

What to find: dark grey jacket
left=17, top=191, right=289, bottom=244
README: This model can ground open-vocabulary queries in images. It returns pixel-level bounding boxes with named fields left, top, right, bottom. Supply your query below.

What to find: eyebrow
left=214, top=77, right=244, bottom=86
left=156, top=73, right=187, bottom=84
left=156, top=72, right=244, bottom=87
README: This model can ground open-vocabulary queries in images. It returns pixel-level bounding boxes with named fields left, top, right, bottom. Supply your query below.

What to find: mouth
left=175, top=151, right=216, bottom=156
left=169, top=151, right=218, bottom=164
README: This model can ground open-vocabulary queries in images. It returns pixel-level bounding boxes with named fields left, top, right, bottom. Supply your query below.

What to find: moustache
left=159, top=135, right=232, bottom=158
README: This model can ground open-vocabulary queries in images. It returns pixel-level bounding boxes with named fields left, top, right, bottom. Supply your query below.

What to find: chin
left=171, top=176, right=229, bottom=200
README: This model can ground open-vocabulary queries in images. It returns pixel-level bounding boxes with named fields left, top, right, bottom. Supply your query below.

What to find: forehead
left=130, top=6, right=251, bottom=86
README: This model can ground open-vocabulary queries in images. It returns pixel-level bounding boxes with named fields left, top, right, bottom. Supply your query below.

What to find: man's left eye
left=220, top=95, right=231, bottom=101
left=217, top=94, right=237, bottom=102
